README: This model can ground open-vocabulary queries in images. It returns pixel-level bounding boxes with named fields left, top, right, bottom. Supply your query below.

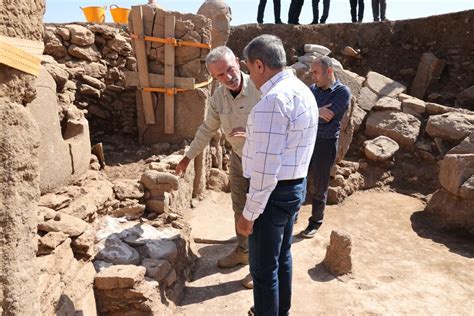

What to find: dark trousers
left=257, top=0, right=282, bottom=23
left=309, top=138, right=338, bottom=229
left=312, top=0, right=331, bottom=23
left=371, top=0, right=386, bottom=21
left=288, top=0, right=304, bottom=24
left=249, top=179, right=306, bottom=316
left=349, top=0, right=365, bottom=22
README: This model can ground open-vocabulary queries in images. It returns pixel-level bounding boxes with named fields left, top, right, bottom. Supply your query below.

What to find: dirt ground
left=177, top=190, right=474, bottom=315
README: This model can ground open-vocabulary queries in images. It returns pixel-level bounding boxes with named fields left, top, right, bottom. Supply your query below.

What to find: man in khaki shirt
left=175, top=46, right=260, bottom=287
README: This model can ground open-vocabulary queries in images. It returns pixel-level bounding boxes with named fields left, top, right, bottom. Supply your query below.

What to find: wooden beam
left=124, top=71, right=195, bottom=90
left=131, top=6, right=155, bottom=125
left=164, top=15, right=176, bottom=134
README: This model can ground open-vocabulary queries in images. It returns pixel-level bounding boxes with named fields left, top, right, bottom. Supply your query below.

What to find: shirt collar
left=326, top=79, right=340, bottom=91
left=224, top=72, right=250, bottom=98
left=260, top=69, right=293, bottom=96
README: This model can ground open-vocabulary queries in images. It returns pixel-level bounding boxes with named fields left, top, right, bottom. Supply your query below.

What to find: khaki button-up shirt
left=186, top=73, right=261, bottom=159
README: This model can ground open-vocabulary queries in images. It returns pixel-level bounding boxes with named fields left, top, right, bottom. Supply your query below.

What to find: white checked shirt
left=242, top=69, right=319, bottom=221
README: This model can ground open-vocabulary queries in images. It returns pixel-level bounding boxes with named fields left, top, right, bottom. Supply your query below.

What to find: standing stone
left=411, top=53, right=446, bottom=99
left=323, top=230, right=352, bottom=276
left=197, top=0, right=232, bottom=47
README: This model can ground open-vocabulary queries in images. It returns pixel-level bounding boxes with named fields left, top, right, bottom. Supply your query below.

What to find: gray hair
left=313, top=56, right=334, bottom=70
left=243, top=34, right=286, bottom=69
left=206, top=46, right=236, bottom=67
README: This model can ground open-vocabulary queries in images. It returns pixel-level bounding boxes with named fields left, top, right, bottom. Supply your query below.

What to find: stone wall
left=43, top=23, right=138, bottom=138
left=0, top=0, right=45, bottom=314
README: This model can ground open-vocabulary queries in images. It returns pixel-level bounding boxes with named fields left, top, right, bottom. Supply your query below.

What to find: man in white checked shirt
left=237, top=35, right=318, bottom=316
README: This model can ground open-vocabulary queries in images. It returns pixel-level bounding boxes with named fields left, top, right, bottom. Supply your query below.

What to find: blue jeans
left=249, top=179, right=307, bottom=316
left=309, top=138, right=338, bottom=228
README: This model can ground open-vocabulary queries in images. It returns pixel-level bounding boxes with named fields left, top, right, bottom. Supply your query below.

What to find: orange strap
left=130, top=33, right=211, bottom=50
left=143, top=77, right=213, bottom=95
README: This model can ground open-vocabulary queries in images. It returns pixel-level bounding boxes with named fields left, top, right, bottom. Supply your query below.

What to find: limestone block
left=358, top=87, right=378, bottom=111
left=37, top=231, right=69, bottom=255
left=67, top=24, right=95, bottom=46
left=411, top=53, right=446, bottom=99
left=111, top=200, right=146, bottom=219
left=141, top=170, right=179, bottom=196
left=38, top=211, right=89, bottom=237
left=304, top=44, right=331, bottom=55
left=39, top=193, right=71, bottom=210
left=207, top=168, right=230, bottom=192
left=113, top=179, right=144, bottom=200
left=426, top=112, right=474, bottom=142
left=373, top=96, right=402, bottom=111
left=60, top=179, right=114, bottom=220
left=439, top=154, right=474, bottom=199
left=448, top=132, right=474, bottom=155
left=94, top=265, right=146, bottom=290
left=364, top=136, right=400, bottom=161
left=364, top=71, right=406, bottom=97
left=68, top=44, right=101, bottom=62
left=425, top=189, right=474, bottom=231
left=365, top=110, right=421, bottom=150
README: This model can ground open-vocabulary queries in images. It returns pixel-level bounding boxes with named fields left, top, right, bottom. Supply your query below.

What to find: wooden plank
left=131, top=5, right=155, bottom=125
left=164, top=15, right=176, bottom=134
left=124, top=71, right=195, bottom=90
left=0, top=39, right=41, bottom=76
left=0, top=36, right=44, bottom=56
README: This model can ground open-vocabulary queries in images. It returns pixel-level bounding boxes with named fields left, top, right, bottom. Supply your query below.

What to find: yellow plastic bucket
left=81, top=6, right=107, bottom=23
left=110, top=4, right=130, bottom=24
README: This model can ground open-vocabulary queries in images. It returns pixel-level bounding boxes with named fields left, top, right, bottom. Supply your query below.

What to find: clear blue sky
left=44, top=0, right=473, bottom=25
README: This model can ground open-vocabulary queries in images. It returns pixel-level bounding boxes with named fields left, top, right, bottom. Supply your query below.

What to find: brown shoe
left=217, top=248, right=249, bottom=268
left=241, top=273, right=253, bottom=289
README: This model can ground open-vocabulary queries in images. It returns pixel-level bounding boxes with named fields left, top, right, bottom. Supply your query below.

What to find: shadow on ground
left=410, top=211, right=474, bottom=259
left=307, top=262, right=336, bottom=283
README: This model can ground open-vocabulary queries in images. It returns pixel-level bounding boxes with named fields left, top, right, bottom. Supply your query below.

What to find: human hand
left=175, top=156, right=191, bottom=177
left=236, top=214, right=254, bottom=236
left=229, top=127, right=246, bottom=138
left=319, top=103, right=334, bottom=122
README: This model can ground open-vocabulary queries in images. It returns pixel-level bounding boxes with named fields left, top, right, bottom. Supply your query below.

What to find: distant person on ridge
left=349, top=0, right=365, bottom=22
left=257, top=0, right=283, bottom=24
left=288, top=0, right=331, bottom=24
left=372, top=0, right=387, bottom=21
